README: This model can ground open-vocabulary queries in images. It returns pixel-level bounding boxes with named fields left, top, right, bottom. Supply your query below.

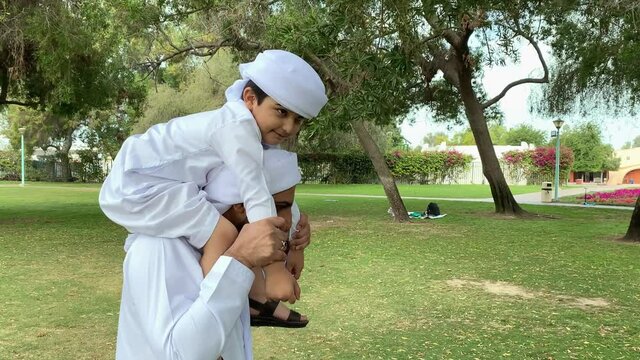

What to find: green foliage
left=298, top=123, right=406, bottom=154
left=299, top=149, right=472, bottom=184
left=133, top=52, right=237, bottom=133
left=298, top=152, right=377, bottom=184
left=561, top=121, right=620, bottom=172
left=0, top=149, right=19, bottom=180
left=72, top=150, right=105, bottom=183
left=536, top=1, right=640, bottom=114
left=386, top=150, right=472, bottom=184
left=422, top=132, right=450, bottom=147
left=1, top=1, right=142, bottom=115
left=502, top=146, right=574, bottom=183
left=504, top=124, right=547, bottom=146
left=622, top=135, right=640, bottom=150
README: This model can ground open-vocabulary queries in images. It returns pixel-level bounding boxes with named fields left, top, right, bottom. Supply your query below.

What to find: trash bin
left=541, top=181, right=553, bottom=203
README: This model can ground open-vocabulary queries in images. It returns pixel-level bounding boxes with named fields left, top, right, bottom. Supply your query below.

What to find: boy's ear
left=242, top=87, right=257, bottom=110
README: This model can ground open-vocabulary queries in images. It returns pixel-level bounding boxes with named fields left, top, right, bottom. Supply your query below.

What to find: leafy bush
left=386, top=150, right=472, bottom=184
left=298, top=150, right=472, bottom=184
left=72, top=150, right=105, bottom=183
left=298, top=152, right=377, bottom=184
left=0, top=150, right=20, bottom=180
left=502, top=146, right=574, bottom=183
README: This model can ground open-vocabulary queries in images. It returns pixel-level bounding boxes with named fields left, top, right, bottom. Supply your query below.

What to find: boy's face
left=243, top=88, right=305, bottom=145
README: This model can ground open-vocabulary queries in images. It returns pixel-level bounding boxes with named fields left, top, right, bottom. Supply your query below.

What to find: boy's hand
left=225, top=217, right=288, bottom=269
left=290, top=213, right=311, bottom=250
left=286, top=249, right=305, bottom=280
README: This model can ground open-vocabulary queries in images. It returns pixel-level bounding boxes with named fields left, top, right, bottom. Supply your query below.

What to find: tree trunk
left=60, top=128, right=74, bottom=182
left=352, top=120, right=409, bottom=222
left=623, top=196, right=640, bottom=241
left=457, top=68, right=525, bottom=215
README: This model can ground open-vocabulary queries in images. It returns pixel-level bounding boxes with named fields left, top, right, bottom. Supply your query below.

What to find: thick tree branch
left=306, top=54, right=351, bottom=95
left=138, top=38, right=234, bottom=75
left=481, top=34, right=548, bottom=109
left=1, top=99, right=39, bottom=107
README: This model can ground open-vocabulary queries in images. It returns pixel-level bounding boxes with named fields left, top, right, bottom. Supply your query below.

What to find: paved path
left=298, top=184, right=638, bottom=211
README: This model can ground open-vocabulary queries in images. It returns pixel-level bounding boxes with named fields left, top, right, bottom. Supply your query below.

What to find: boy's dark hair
left=241, top=80, right=268, bottom=104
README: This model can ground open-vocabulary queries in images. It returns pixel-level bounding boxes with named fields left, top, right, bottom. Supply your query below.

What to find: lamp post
left=552, top=119, right=565, bottom=201
left=18, top=127, right=26, bottom=187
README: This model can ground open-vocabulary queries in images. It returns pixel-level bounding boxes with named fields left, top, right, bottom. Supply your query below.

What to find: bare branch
left=481, top=34, right=549, bottom=110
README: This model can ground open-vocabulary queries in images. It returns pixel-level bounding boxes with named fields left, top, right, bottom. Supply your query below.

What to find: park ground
left=1, top=182, right=639, bottom=359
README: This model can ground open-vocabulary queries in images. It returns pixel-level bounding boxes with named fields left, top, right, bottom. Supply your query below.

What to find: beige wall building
left=608, top=147, right=640, bottom=184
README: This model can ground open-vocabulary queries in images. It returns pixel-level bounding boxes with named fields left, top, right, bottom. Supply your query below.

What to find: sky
left=2, top=43, right=638, bottom=151
left=400, top=43, right=640, bottom=150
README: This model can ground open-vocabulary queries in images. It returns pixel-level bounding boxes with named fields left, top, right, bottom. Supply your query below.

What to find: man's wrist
left=224, top=248, right=253, bottom=269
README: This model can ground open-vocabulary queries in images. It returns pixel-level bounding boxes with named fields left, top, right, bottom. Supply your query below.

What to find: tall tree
left=622, top=135, right=640, bottom=150
left=505, top=124, right=546, bottom=146
left=389, top=1, right=559, bottom=215
left=422, top=132, right=449, bottom=147
left=537, top=0, right=639, bottom=240
left=131, top=0, right=417, bottom=221
left=561, top=121, right=620, bottom=174
left=1, top=1, right=145, bottom=180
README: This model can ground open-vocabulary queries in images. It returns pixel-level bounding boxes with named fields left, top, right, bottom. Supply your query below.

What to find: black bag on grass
left=426, top=202, right=440, bottom=216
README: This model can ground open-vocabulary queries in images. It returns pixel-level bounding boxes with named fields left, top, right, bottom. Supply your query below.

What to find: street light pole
left=552, top=119, right=565, bottom=202
left=18, top=127, right=26, bottom=187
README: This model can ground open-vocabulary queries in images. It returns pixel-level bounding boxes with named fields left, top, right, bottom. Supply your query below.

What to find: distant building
left=607, top=147, right=640, bottom=185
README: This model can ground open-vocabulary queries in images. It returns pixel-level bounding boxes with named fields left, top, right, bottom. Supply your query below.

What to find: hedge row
left=0, top=149, right=105, bottom=182
left=298, top=150, right=473, bottom=184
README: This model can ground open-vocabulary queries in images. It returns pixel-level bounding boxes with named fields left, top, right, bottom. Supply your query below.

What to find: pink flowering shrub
left=577, top=188, right=640, bottom=205
left=502, top=146, right=574, bottom=182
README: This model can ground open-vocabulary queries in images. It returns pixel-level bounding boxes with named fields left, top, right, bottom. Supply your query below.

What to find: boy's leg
left=263, top=261, right=299, bottom=303
left=249, top=267, right=307, bottom=322
left=199, top=216, right=238, bottom=276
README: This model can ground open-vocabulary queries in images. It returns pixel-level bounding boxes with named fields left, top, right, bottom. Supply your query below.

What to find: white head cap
left=205, top=149, right=301, bottom=213
left=225, top=49, right=328, bottom=119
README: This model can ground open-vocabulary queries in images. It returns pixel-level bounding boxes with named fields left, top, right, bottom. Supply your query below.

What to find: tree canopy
left=0, top=1, right=142, bottom=115
left=538, top=0, right=640, bottom=115
left=561, top=121, right=620, bottom=172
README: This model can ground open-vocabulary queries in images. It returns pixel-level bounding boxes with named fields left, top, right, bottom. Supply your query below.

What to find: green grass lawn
left=297, top=183, right=541, bottom=198
left=1, top=184, right=640, bottom=359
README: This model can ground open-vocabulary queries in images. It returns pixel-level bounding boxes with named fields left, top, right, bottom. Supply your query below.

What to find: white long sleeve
left=116, top=235, right=254, bottom=360
left=209, top=104, right=276, bottom=222
left=99, top=103, right=276, bottom=248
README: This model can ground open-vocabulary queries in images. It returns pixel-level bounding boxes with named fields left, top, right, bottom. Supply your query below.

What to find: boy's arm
left=100, top=168, right=220, bottom=249
left=210, top=118, right=277, bottom=223
left=99, top=114, right=225, bottom=249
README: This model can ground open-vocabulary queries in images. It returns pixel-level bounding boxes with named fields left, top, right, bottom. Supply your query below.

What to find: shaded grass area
left=1, top=185, right=639, bottom=359
left=297, top=183, right=540, bottom=199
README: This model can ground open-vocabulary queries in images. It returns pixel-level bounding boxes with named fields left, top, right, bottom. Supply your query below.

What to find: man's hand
left=224, top=217, right=288, bottom=269
left=290, top=213, right=310, bottom=250
left=285, top=249, right=305, bottom=280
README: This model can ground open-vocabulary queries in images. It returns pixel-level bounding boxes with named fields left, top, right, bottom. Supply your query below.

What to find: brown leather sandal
left=249, top=298, right=309, bottom=328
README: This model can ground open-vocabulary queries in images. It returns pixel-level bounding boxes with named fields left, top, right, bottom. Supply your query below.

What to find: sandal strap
left=286, top=309, right=303, bottom=322
left=248, top=298, right=279, bottom=316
